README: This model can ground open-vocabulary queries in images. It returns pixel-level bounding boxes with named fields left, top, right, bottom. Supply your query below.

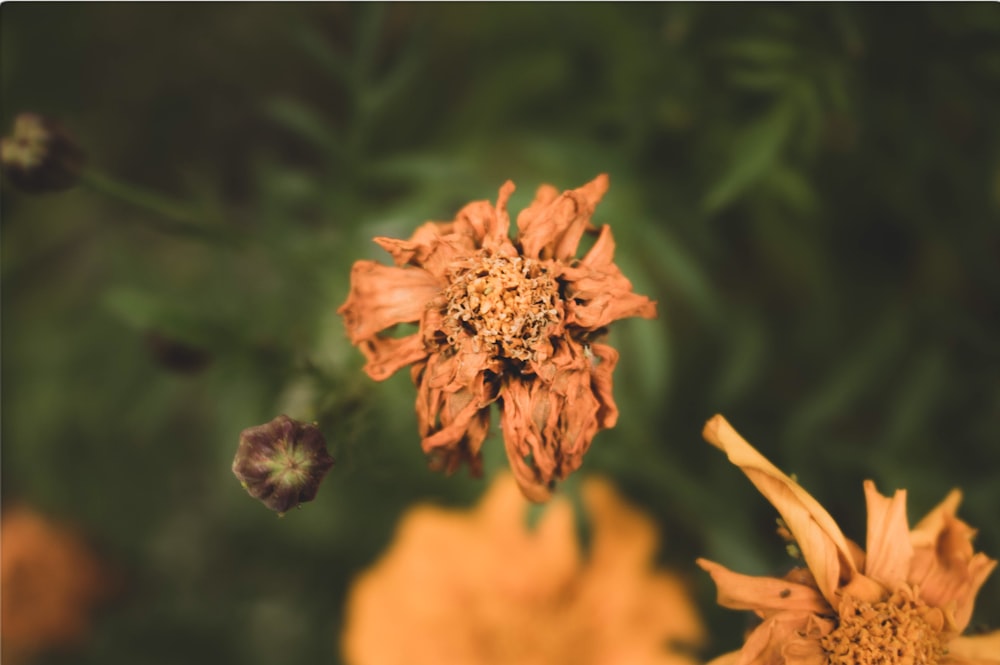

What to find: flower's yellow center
left=442, top=252, right=562, bottom=361
left=820, top=590, right=947, bottom=665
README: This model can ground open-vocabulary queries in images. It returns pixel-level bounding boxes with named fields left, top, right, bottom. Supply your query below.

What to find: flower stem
left=79, top=169, right=238, bottom=245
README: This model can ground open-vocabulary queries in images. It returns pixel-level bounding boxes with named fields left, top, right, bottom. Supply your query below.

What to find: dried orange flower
left=338, top=175, right=656, bottom=500
left=1, top=506, right=110, bottom=665
left=697, top=415, right=999, bottom=665
left=341, top=473, right=704, bottom=665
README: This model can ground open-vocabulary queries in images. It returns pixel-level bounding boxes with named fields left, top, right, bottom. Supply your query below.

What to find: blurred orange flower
left=697, top=415, right=1000, bottom=665
left=341, top=473, right=704, bottom=665
left=1, top=506, right=110, bottom=665
left=338, top=175, right=656, bottom=501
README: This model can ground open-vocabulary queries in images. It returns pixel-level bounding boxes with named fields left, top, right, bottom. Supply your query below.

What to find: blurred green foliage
left=3, top=4, right=999, bottom=664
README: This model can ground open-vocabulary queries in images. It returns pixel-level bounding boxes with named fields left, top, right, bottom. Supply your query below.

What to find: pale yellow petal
left=697, top=558, right=830, bottom=615
left=705, top=650, right=742, bottom=665
left=958, top=554, right=997, bottom=633
left=944, top=631, right=1000, bottom=665
left=733, top=611, right=827, bottom=665
left=575, top=477, right=705, bottom=665
left=702, top=415, right=859, bottom=607
left=584, top=477, right=659, bottom=570
left=862, top=480, right=914, bottom=590
left=906, top=489, right=998, bottom=632
left=911, top=488, right=963, bottom=548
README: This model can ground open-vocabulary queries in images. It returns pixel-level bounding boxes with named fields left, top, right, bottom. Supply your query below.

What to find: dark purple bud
left=1, top=113, right=86, bottom=193
left=144, top=331, right=212, bottom=375
left=232, top=415, right=335, bottom=515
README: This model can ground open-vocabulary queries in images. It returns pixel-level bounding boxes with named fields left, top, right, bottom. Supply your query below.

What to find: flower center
left=441, top=252, right=562, bottom=361
left=820, top=589, right=947, bottom=665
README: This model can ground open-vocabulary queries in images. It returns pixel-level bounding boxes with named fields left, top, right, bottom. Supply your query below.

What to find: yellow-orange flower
left=697, top=415, right=999, bottom=665
left=338, top=175, right=656, bottom=501
left=341, top=473, right=704, bottom=665
left=1, top=506, right=110, bottom=665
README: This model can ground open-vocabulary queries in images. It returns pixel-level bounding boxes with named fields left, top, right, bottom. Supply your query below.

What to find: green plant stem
left=80, top=169, right=239, bottom=245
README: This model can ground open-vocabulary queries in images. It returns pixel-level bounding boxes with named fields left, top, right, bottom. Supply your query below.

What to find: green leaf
left=726, top=67, right=793, bottom=92
left=262, top=98, right=343, bottom=159
left=764, top=164, right=819, bottom=215
left=703, top=98, right=796, bottom=213
left=102, top=286, right=211, bottom=346
left=785, top=313, right=908, bottom=444
left=642, top=223, right=722, bottom=323
left=722, top=39, right=799, bottom=64
left=291, top=25, right=353, bottom=86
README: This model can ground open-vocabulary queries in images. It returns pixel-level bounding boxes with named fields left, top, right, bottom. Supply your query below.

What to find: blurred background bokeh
left=2, top=3, right=999, bottom=664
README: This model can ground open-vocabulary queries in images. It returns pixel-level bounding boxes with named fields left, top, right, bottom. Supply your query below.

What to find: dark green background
left=3, top=4, right=999, bottom=664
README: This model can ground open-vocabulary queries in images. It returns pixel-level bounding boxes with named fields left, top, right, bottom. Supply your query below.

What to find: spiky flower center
left=441, top=252, right=562, bottom=362
left=820, top=590, right=947, bottom=665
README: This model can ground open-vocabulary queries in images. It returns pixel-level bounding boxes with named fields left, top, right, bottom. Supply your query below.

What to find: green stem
left=79, top=169, right=238, bottom=245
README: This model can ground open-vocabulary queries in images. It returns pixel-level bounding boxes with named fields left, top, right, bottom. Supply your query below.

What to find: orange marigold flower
left=338, top=175, right=656, bottom=501
left=341, top=473, right=704, bottom=665
left=1, top=506, right=110, bottom=665
left=697, top=415, right=999, bottom=665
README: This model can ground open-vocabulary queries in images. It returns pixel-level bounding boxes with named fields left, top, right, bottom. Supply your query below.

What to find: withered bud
left=232, top=415, right=335, bottom=515
left=144, top=331, right=212, bottom=375
left=1, top=112, right=86, bottom=193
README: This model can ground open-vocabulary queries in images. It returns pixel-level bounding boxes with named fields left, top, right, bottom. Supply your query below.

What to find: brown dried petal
left=500, top=341, right=607, bottom=501
left=517, top=175, right=609, bottom=262
left=413, top=356, right=495, bottom=477
left=339, top=261, right=442, bottom=346
left=357, top=334, right=427, bottom=382
left=562, top=227, right=657, bottom=330
left=375, top=232, right=475, bottom=279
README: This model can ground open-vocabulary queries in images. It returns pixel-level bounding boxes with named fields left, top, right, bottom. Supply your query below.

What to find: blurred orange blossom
left=697, top=415, right=999, bottom=665
left=1, top=506, right=110, bottom=665
left=341, top=473, right=704, bottom=665
left=338, top=175, right=656, bottom=501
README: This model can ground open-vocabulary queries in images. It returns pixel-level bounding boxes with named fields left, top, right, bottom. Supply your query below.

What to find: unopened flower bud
left=144, top=331, right=211, bottom=375
left=1, top=112, right=85, bottom=193
left=232, top=415, right=335, bottom=515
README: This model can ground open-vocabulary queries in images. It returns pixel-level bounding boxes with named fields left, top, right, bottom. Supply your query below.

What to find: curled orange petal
left=702, top=415, right=860, bottom=607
